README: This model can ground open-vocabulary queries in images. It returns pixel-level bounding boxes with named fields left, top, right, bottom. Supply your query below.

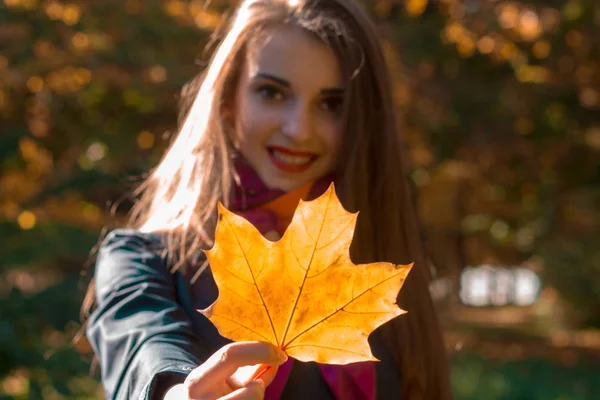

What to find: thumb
left=264, top=230, right=281, bottom=241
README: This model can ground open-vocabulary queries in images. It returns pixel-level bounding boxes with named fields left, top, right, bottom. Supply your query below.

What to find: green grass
left=451, top=352, right=600, bottom=400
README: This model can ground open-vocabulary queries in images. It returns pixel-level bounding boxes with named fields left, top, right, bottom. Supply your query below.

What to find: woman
left=85, top=0, right=452, bottom=399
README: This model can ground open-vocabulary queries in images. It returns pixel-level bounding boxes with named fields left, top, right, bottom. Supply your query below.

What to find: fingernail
left=277, top=349, right=288, bottom=363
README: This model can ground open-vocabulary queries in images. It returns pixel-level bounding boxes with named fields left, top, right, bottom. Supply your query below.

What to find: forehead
left=244, top=26, right=343, bottom=88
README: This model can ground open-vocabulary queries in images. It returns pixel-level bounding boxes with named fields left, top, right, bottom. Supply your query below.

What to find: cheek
left=319, top=118, right=344, bottom=158
left=235, top=95, right=279, bottom=144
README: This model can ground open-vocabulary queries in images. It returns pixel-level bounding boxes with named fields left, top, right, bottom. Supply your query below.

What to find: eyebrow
left=255, top=72, right=344, bottom=95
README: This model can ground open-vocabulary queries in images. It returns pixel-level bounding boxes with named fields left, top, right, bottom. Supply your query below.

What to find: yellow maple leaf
left=200, top=184, right=412, bottom=364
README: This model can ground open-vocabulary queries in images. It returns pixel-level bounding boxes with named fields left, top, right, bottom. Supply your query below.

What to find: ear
left=220, top=100, right=239, bottom=149
left=220, top=102, right=235, bottom=134
left=220, top=87, right=237, bottom=123
left=221, top=103, right=234, bottom=121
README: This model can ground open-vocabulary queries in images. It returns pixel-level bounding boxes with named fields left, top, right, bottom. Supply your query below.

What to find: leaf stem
left=250, top=364, right=271, bottom=381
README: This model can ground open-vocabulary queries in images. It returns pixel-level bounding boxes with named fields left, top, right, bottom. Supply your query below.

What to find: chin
left=269, top=181, right=301, bottom=192
left=264, top=176, right=309, bottom=192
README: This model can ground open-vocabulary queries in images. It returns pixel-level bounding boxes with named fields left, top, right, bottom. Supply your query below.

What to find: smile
left=266, top=146, right=318, bottom=173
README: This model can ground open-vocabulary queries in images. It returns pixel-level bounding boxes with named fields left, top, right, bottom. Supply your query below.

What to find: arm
left=86, top=229, right=202, bottom=400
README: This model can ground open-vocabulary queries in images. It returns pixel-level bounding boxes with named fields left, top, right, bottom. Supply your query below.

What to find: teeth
left=272, top=150, right=313, bottom=165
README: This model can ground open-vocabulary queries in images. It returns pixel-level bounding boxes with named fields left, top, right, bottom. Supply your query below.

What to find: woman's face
left=230, top=26, right=345, bottom=191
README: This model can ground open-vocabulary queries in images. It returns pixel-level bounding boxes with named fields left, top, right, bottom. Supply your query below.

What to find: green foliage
left=542, top=230, right=600, bottom=327
left=452, top=352, right=600, bottom=400
left=0, top=221, right=99, bottom=269
left=0, top=277, right=96, bottom=399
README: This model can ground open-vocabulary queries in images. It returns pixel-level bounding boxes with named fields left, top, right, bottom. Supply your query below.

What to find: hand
left=164, top=341, right=287, bottom=400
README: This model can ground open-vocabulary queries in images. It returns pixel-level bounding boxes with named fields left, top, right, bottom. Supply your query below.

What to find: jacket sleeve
left=86, top=229, right=203, bottom=400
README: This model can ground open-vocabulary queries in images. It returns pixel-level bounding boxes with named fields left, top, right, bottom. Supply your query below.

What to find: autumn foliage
left=2, top=0, right=600, bottom=398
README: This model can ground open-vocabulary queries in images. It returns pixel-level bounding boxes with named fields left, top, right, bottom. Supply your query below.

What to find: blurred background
left=2, top=0, right=600, bottom=398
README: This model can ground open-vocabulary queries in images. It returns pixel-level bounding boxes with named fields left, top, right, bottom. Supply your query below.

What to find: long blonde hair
left=94, top=0, right=452, bottom=397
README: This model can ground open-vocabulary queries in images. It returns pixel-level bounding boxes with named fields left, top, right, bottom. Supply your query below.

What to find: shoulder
left=94, top=229, right=172, bottom=302
left=98, top=228, right=165, bottom=255
left=96, top=228, right=167, bottom=270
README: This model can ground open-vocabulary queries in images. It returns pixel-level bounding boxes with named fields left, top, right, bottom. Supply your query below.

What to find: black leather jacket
left=87, top=229, right=401, bottom=399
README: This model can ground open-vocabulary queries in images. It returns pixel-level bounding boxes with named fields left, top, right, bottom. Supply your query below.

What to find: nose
left=281, top=101, right=313, bottom=143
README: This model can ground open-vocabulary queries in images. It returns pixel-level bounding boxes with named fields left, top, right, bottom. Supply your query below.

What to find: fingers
left=220, top=380, right=265, bottom=400
left=264, top=230, right=281, bottom=241
left=228, top=364, right=279, bottom=388
left=185, top=342, right=287, bottom=398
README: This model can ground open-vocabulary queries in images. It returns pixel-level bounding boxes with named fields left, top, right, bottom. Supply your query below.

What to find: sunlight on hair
left=139, top=8, right=250, bottom=233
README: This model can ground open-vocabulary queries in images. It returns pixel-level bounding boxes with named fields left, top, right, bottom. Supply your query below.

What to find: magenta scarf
left=228, top=157, right=376, bottom=400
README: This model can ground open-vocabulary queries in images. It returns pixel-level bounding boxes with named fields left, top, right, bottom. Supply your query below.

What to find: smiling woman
left=229, top=26, right=344, bottom=191
left=83, top=0, right=452, bottom=399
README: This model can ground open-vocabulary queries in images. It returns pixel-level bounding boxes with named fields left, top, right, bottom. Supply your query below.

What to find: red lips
left=266, top=146, right=318, bottom=173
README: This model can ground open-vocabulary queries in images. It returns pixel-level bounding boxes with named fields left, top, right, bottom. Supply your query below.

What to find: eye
left=256, top=84, right=285, bottom=101
left=319, top=96, right=344, bottom=114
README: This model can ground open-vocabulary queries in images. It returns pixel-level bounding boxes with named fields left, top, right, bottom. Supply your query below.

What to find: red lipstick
left=266, top=146, right=318, bottom=173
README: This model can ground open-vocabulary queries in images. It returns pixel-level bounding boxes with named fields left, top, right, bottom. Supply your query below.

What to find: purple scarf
left=228, top=157, right=376, bottom=400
